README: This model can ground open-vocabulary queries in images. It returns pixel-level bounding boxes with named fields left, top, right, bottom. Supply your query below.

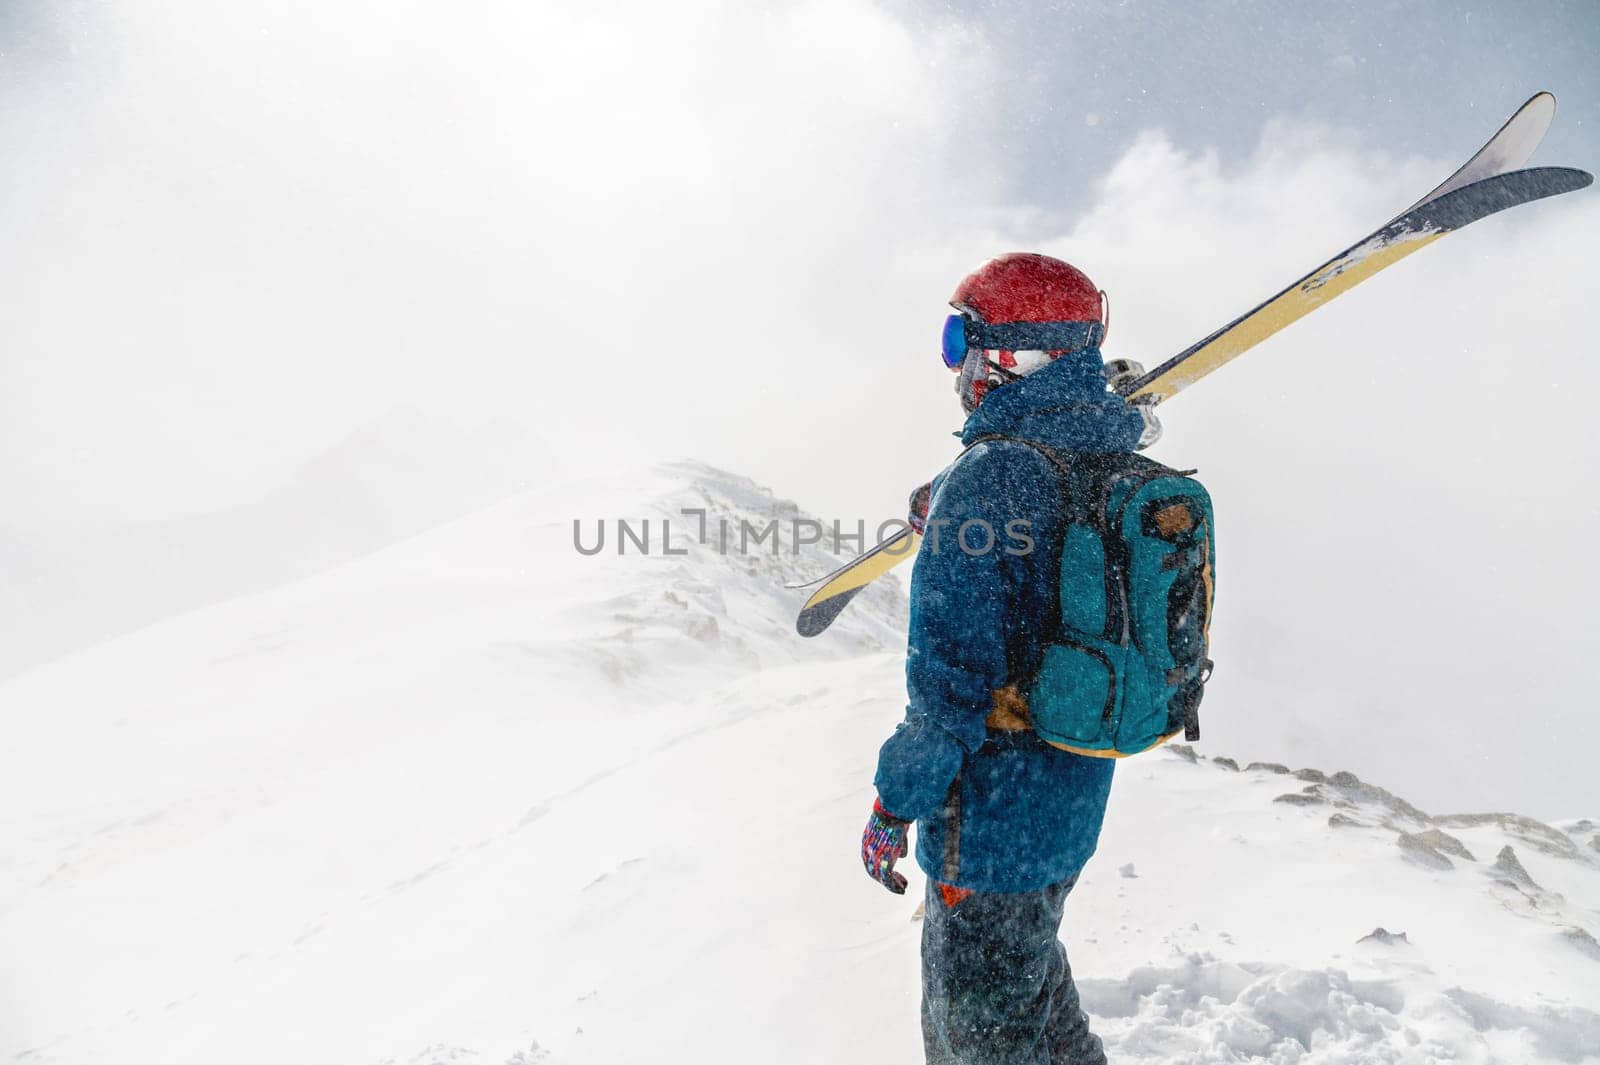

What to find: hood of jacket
left=959, top=348, right=1144, bottom=454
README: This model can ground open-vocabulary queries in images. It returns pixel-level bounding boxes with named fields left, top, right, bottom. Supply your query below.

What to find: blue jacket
left=873, top=350, right=1146, bottom=893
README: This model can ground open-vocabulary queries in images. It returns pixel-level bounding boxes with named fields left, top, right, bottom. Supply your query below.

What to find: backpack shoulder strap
left=964, top=433, right=1070, bottom=474
left=963, top=433, right=1082, bottom=513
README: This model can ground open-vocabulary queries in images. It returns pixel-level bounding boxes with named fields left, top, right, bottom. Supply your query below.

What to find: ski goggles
left=940, top=315, right=1105, bottom=369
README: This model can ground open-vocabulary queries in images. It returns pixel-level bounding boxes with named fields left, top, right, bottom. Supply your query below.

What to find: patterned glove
left=907, top=482, right=932, bottom=534
left=861, top=797, right=911, bottom=894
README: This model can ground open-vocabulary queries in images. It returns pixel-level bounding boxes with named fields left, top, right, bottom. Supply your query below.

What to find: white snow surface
left=2, top=463, right=1597, bottom=1065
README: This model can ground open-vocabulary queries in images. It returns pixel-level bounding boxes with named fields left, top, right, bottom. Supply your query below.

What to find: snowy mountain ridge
left=553, top=458, right=909, bottom=682
left=1, top=461, right=1596, bottom=1065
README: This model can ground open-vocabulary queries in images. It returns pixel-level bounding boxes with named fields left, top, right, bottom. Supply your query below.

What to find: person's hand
left=907, top=482, right=931, bottom=534
left=861, top=798, right=911, bottom=894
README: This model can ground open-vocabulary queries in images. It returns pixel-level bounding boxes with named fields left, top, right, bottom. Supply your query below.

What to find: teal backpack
left=999, top=441, right=1216, bottom=758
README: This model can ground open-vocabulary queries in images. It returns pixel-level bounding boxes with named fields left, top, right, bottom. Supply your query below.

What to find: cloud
left=0, top=0, right=997, bottom=524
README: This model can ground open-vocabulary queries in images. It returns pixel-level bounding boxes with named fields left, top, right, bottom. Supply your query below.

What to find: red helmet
left=951, top=253, right=1106, bottom=326
left=949, top=253, right=1109, bottom=412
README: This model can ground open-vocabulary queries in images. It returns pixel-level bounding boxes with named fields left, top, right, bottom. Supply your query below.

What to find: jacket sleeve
left=872, top=443, right=1057, bottom=822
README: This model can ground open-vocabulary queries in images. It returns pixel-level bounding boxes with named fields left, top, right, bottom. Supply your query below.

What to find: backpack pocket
left=1112, top=645, right=1180, bottom=752
left=1027, top=636, right=1123, bottom=752
left=1115, top=490, right=1215, bottom=749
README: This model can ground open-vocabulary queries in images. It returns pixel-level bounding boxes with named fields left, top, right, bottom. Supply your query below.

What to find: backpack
left=976, top=437, right=1216, bottom=757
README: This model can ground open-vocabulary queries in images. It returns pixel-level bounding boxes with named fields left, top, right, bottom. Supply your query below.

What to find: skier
left=860, top=253, right=1150, bottom=1064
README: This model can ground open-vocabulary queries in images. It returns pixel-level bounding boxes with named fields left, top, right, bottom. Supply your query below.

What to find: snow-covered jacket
left=873, top=349, right=1145, bottom=893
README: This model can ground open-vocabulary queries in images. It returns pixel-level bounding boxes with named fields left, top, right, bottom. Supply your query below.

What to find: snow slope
left=0, top=410, right=554, bottom=679
left=2, top=463, right=1596, bottom=1065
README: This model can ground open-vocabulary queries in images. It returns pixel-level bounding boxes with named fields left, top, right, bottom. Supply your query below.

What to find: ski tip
left=1410, top=166, right=1592, bottom=235
left=1509, top=91, right=1556, bottom=125
left=795, top=586, right=864, bottom=637
left=1528, top=91, right=1557, bottom=128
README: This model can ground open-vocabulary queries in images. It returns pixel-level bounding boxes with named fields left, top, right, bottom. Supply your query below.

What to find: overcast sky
left=931, top=0, right=1599, bottom=209
left=2, top=0, right=1594, bottom=528
left=1, top=1, right=1596, bottom=813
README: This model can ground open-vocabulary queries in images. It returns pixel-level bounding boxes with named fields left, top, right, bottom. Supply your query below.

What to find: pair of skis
left=796, top=92, right=1590, bottom=638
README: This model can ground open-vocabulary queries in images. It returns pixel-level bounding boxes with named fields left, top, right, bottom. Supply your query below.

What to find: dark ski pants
left=920, top=875, right=1106, bottom=1065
